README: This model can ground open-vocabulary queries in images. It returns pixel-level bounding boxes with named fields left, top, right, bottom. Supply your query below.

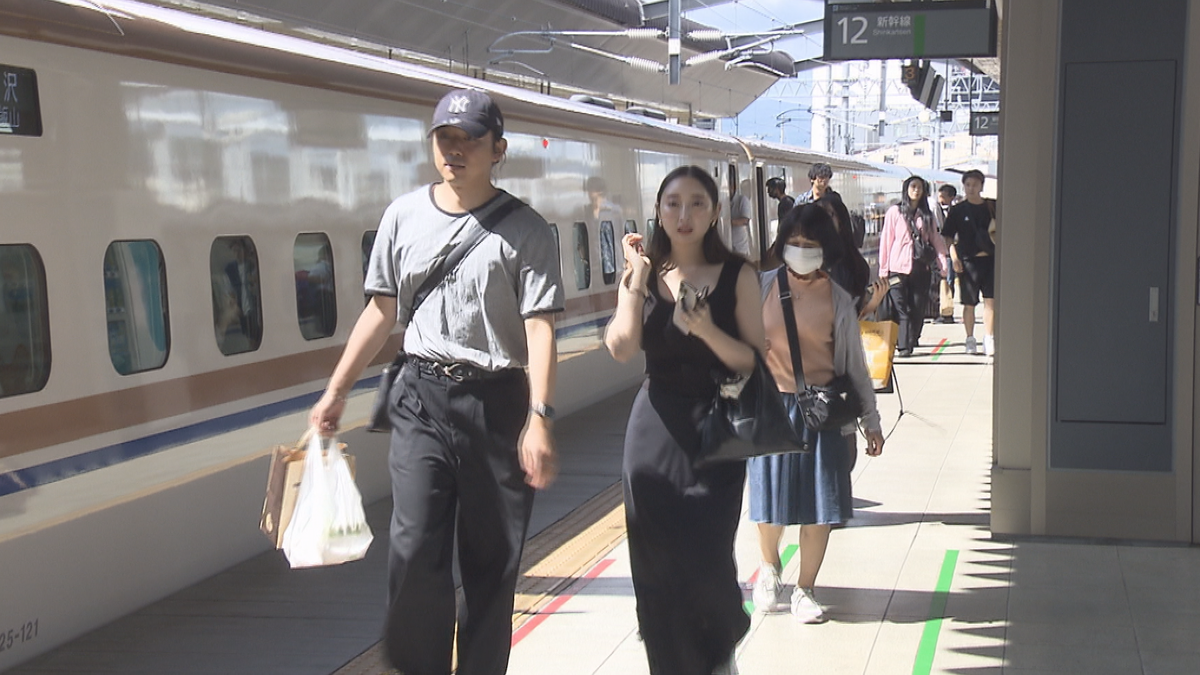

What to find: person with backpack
left=877, top=176, right=949, bottom=357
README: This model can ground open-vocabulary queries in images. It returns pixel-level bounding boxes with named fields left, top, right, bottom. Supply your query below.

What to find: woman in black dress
left=604, top=165, right=765, bottom=675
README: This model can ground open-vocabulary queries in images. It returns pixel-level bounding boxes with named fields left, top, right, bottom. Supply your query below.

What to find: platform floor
left=10, top=319, right=1200, bottom=674
left=506, top=321, right=1200, bottom=675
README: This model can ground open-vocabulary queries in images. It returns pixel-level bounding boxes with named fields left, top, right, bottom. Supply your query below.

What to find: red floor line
left=929, top=338, right=949, bottom=361
left=511, top=557, right=617, bottom=647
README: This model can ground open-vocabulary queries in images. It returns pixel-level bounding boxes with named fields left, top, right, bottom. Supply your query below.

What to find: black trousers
left=888, top=263, right=931, bottom=352
left=384, top=363, right=533, bottom=675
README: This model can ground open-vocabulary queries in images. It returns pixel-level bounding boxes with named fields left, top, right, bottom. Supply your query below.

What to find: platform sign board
left=824, top=0, right=997, bottom=61
left=0, top=64, right=42, bottom=137
left=969, top=110, right=1000, bottom=136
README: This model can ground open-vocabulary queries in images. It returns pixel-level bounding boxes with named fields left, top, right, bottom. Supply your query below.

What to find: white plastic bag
left=280, top=429, right=373, bottom=568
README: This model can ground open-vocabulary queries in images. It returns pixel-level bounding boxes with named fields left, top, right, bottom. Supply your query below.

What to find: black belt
left=408, top=356, right=520, bottom=383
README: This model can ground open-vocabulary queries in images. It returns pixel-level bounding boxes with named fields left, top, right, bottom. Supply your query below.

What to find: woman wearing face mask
left=747, top=204, right=884, bottom=624
left=605, top=165, right=764, bottom=675
left=877, top=176, right=949, bottom=356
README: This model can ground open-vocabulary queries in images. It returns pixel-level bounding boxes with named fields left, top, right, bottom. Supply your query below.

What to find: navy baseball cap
left=428, top=89, right=504, bottom=139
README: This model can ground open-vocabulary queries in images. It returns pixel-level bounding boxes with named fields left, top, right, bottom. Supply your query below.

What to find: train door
left=754, top=164, right=769, bottom=263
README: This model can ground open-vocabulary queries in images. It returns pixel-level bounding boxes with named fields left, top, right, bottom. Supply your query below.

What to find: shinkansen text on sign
left=0, top=65, right=42, bottom=137
left=824, top=0, right=998, bottom=62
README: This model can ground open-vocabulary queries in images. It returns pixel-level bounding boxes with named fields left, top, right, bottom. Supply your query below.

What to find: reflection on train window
left=361, top=231, right=377, bottom=280
left=599, top=220, right=616, bottom=285
left=294, top=233, right=337, bottom=340
left=573, top=222, right=591, bottom=290
left=624, top=220, right=637, bottom=235
left=210, top=236, right=262, bottom=356
left=361, top=230, right=377, bottom=305
left=548, top=224, right=562, bottom=277
left=104, top=240, right=170, bottom=375
left=0, top=245, right=50, bottom=397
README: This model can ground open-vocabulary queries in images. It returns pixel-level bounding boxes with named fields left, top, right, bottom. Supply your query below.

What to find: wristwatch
left=530, top=401, right=557, bottom=420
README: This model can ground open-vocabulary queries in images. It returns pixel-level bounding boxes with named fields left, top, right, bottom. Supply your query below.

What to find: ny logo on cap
left=447, top=95, right=471, bottom=114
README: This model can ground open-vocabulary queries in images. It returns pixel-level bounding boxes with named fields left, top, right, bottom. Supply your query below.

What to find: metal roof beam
left=642, top=0, right=737, bottom=21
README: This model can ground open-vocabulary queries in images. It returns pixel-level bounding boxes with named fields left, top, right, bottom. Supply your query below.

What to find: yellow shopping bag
left=859, top=320, right=899, bottom=392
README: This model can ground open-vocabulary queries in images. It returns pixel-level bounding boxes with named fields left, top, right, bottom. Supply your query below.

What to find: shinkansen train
left=0, top=1, right=969, bottom=667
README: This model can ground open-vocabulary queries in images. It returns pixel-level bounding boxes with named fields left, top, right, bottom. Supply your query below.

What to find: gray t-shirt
left=365, top=185, right=565, bottom=370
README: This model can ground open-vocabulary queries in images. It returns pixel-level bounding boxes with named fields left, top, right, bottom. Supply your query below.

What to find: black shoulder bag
left=695, top=279, right=806, bottom=468
left=777, top=268, right=863, bottom=439
left=366, top=194, right=523, bottom=432
left=907, top=213, right=937, bottom=267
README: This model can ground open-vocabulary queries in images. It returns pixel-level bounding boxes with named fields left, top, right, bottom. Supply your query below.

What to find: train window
left=548, top=224, right=562, bottom=276
left=599, top=220, right=617, bottom=285
left=572, top=222, right=591, bottom=290
left=0, top=245, right=50, bottom=397
left=104, top=240, right=170, bottom=375
left=294, top=233, right=337, bottom=340
left=361, top=230, right=377, bottom=305
left=624, top=220, right=637, bottom=235
left=210, top=236, right=262, bottom=356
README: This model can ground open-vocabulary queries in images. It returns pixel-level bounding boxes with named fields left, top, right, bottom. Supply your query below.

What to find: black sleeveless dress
left=622, top=259, right=750, bottom=675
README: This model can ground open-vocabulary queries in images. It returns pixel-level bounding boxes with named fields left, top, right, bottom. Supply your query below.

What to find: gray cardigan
left=761, top=267, right=882, bottom=434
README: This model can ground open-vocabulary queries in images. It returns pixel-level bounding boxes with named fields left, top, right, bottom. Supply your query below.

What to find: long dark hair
left=900, top=175, right=932, bottom=225
left=645, top=165, right=737, bottom=272
left=770, top=203, right=842, bottom=268
left=814, top=194, right=870, bottom=299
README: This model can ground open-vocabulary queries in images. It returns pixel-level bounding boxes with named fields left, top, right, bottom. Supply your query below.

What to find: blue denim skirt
left=747, top=393, right=853, bottom=525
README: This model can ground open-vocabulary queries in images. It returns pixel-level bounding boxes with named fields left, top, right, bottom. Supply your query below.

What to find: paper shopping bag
left=859, top=320, right=899, bottom=392
left=260, top=431, right=352, bottom=549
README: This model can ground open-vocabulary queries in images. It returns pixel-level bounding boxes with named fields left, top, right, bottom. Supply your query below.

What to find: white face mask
left=783, top=245, right=823, bottom=275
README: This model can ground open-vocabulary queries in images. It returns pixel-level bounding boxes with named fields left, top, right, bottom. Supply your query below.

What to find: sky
left=683, top=0, right=836, bottom=146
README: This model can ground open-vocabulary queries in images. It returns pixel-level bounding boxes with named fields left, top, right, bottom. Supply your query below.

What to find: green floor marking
left=743, top=544, right=800, bottom=614
left=912, top=549, right=960, bottom=675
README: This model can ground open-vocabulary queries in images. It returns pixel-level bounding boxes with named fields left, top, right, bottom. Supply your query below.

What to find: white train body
left=0, top=1, right=952, bottom=667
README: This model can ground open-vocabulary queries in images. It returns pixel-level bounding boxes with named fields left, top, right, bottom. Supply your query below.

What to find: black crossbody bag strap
left=776, top=267, right=808, bottom=392
left=408, top=192, right=522, bottom=315
left=367, top=192, right=522, bottom=433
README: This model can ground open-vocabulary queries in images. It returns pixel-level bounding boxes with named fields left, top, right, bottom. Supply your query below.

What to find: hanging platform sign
left=824, top=0, right=998, bottom=61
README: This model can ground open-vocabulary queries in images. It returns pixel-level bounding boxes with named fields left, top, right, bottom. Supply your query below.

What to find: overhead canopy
left=161, top=0, right=789, bottom=118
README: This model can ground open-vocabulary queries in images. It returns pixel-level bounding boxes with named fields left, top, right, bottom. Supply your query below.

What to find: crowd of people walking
left=309, top=89, right=994, bottom=675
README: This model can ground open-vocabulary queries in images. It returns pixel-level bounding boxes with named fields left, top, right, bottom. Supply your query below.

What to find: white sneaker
left=712, top=654, right=740, bottom=675
left=983, top=335, right=995, bottom=356
left=752, top=562, right=785, bottom=613
left=791, top=587, right=827, bottom=624
left=964, top=336, right=978, bottom=355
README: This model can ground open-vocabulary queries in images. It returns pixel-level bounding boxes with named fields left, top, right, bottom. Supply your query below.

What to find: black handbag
left=908, top=214, right=937, bottom=267
left=695, top=351, right=806, bottom=467
left=366, top=194, right=523, bottom=432
left=777, top=267, right=863, bottom=434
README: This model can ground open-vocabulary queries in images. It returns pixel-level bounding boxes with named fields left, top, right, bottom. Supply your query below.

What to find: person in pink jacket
left=877, top=176, right=949, bottom=356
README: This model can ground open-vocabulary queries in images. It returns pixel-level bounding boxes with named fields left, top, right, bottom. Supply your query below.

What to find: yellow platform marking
left=333, top=482, right=627, bottom=675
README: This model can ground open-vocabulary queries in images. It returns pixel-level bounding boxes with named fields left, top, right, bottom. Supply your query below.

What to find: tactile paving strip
left=333, top=482, right=626, bottom=675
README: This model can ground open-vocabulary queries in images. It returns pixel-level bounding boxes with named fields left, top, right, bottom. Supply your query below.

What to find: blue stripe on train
left=0, top=374, right=381, bottom=499
left=0, top=315, right=614, bottom=499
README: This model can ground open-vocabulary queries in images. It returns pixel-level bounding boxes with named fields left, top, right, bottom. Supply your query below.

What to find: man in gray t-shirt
left=311, top=89, right=563, bottom=675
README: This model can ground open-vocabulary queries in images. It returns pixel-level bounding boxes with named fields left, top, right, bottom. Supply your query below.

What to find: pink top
left=878, top=205, right=949, bottom=278
left=763, top=272, right=835, bottom=391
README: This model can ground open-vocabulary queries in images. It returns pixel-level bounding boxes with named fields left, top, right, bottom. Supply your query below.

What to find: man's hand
left=520, top=417, right=558, bottom=489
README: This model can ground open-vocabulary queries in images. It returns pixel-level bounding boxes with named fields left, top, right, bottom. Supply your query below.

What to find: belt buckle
left=441, top=362, right=466, bottom=382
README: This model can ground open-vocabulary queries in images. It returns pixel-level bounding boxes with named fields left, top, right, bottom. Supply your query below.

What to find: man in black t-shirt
left=941, top=170, right=996, bottom=355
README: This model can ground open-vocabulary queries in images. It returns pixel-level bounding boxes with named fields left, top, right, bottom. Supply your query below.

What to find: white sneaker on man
left=752, top=562, right=785, bottom=613
left=791, top=587, right=827, bottom=624
left=983, top=335, right=995, bottom=356
left=964, top=336, right=978, bottom=355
